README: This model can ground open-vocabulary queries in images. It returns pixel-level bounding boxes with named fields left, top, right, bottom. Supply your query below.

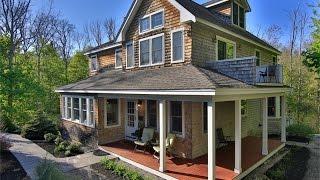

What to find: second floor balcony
left=205, top=57, right=284, bottom=86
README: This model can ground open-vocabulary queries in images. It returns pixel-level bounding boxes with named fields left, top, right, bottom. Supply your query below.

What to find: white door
left=126, top=100, right=138, bottom=140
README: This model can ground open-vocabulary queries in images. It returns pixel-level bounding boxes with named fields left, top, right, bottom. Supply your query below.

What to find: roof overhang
left=205, top=0, right=251, bottom=12
left=84, top=42, right=122, bottom=56
left=116, top=0, right=196, bottom=42
left=55, top=89, right=216, bottom=96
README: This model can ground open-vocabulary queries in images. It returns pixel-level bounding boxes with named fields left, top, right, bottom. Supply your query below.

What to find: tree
left=86, top=20, right=104, bottom=46
left=68, top=52, right=89, bottom=83
left=104, top=17, right=116, bottom=42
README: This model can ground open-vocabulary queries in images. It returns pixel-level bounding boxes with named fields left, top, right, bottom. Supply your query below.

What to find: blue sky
left=32, top=0, right=315, bottom=44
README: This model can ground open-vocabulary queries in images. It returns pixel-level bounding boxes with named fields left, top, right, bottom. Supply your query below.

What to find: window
left=241, top=100, right=247, bottom=116
left=140, top=17, right=150, bottom=33
left=233, top=2, right=245, bottom=28
left=126, top=42, right=134, bottom=68
left=105, top=99, right=119, bottom=127
left=139, top=34, right=164, bottom=66
left=147, top=100, right=157, bottom=129
left=171, top=30, right=184, bottom=62
left=268, top=97, right=276, bottom=117
left=62, top=97, right=66, bottom=118
left=127, top=101, right=135, bottom=127
left=272, top=56, right=277, bottom=65
left=170, top=101, right=183, bottom=135
left=61, top=96, right=94, bottom=127
left=139, top=10, right=164, bottom=33
left=90, top=55, right=98, bottom=72
left=217, top=38, right=236, bottom=60
left=203, top=102, right=208, bottom=133
left=255, top=50, right=261, bottom=66
left=115, top=49, right=122, bottom=69
left=81, top=98, right=87, bottom=124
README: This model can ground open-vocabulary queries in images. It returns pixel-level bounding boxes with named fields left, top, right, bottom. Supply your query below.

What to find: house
left=56, top=0, right=289, bottom=179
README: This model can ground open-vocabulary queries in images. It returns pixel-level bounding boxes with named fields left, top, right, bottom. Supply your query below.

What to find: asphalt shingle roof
left=57, top=65, right=251, bottom=91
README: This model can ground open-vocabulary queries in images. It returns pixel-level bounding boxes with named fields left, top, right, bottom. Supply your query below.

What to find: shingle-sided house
left=56, top=0, right=290, bottom=179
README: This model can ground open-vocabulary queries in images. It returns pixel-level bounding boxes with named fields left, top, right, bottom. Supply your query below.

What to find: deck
left=100, top=136, right=282, bottom=180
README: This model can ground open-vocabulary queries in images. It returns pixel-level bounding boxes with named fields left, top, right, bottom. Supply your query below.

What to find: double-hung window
left=67, top=97, right=72, bottom=119
left=233, top=2, right=245, bottom=28
left=171, top=30, right=184, bottom=62
left=90, top=55, right=98, bottom=72
left=147, top=100, right=157, bottom=129
left=115, top=49, right=122, bottom=69
left=170, top=101, right=183, bottom=135
left=126, top=42, right=134, bottom=68
left=105, top=99, right=119, bottom=127
left=139, top=34, right=164, bottom=66
left=89, top=99, right=94, bottom=126
left=139, top=10, right=164, bottom=33
left=217, top=37, right=236, bottom=60
left=81, top=98, right=87, bottom=124
left=73, top=98, right=80, bottom=121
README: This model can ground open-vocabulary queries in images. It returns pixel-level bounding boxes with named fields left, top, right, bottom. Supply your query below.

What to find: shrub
left=101, top=157, right=116, bottom=170
left=35, top=159, right=67, bottom=180
left=287, top=123, right=315, bottom=137
left=54, top=141, right=69, bottom=154
left=21, top=111, right=58, bottom=140
left=114, top=164, right=126, bottom=176
left=65, top=142, right=83, bottom=156
left=54, top=136, right=63, bottom=145
left=124, top=170, right=144, bottom=180
left=44, top=133, right=57, bottom=143
left=0, top=135, right=11, bottom=152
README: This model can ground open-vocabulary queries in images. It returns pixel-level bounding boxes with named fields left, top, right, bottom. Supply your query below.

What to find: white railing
left=256, top=65, right=283, bottom=84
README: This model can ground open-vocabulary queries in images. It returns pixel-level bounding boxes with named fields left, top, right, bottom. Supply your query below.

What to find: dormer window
left=139, top=10, right=164, bottom=34
left=90, top=55, right=98, bottom=72
left=232, top=2, right=245, bottom=28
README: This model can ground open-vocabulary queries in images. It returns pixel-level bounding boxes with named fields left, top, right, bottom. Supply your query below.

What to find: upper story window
left=171, top=29, right=184, bottom=63
left=217, top=36, right=236, bottom=60
left=139, top=10, right=164, bottom=34
left=139, top=34, right=164, bottom=67
left=255, top=50, right=261, bottom=66
left=126, top=41, right=134, bottom=69
left=233, top=2, right=245, bottom=28
left=90, top=55, right=98, bottom=72
left=115, top=48, right=122, bottom=69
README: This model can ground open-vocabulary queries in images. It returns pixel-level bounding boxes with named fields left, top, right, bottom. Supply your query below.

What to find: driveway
left=303, top=135, right=320, bottom=180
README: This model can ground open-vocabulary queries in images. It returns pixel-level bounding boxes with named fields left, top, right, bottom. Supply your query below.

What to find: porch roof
left=57, top=65, right=252, bottom=93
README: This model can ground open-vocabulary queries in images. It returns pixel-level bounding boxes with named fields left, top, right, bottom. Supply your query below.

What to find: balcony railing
left=256, top=65, right=283, bottom=84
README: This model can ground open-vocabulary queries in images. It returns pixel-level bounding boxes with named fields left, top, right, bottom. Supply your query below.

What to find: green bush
left=65, top=142, right=83, bottom=156
left=44, top=133, right=57, bottom=143
left=287, top=123, right=315, bottom=137
left=21, top=111, right=58, bottom=140
left=54, top=136, right=63, bottom=145
left=114, top=164, right=126, bottom=176
left=101, top=157, right=116, bottom=170
left=54, top=141, right=69, bottom=154
left=35, top=159, right=67, bottom=180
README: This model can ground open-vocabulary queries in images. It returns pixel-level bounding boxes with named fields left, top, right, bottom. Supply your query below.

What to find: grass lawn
left=0, top=150, right=29, bottom=180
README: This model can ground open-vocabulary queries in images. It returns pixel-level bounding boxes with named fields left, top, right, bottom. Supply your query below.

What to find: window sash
left=217, top=39, right=235, bottom=60
left=233, top=2, right=239, bottom=25
left=147, top=100, right=157, bottom=129
left=90, top=56, right=98, bottom=71
left=172, top=31, right=183, bottom=62
left=139, top=35, right=164, bottom=66
left=106, top=99, right=119, bottom=126
left=126, top=43, right=134, bottom=68
left=151, top=12, right=163, bottom=29
left=115, top=49, right=122, bottom=68
left=239, top=6, right=245, bottom=28
left=140, top=17, right=150, bottom=33
left=151, top=36, right=163, bottom=64
left=170, top=101, right=182, bottom=134
left=268, top=97, right=276, bottom=117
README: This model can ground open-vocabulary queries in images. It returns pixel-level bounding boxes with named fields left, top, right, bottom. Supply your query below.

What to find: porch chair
left=153, top=133, right=176, bottom=160
left=259, top=67, right=268, bottom=83
left=216, top=128, right=232, bottom=148
left=134, top=128, right=155, bottom=153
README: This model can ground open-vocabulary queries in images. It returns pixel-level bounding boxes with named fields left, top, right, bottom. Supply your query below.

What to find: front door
left=125, top=100, right=138, bottom=140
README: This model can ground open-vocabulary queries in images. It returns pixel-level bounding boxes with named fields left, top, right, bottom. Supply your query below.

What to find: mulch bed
left=34, top=141, right=67, bottom=158
left=90, top=163, right=122, bottom=180
left=266, top=145, right=310, bottom=180
left=0, top=150, right=30, bottom=180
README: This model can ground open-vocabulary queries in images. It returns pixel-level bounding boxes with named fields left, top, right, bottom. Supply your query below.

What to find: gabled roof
left=57, top=65, right=251, bottom=93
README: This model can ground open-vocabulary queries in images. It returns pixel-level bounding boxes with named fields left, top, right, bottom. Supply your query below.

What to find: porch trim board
left=98, top=147, right=177, bottom=180
left=234, top=143, right=286, bottom=180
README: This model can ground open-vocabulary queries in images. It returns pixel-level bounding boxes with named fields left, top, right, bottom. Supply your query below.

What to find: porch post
left=281, top=96, right=286, bottom=143
left=208, top=99, right=216, bottom=180
left=234, top=99, right=242, bottom=173
left=262, top=97, right=268, bottom=155
left=159, top=100, right=167, bottom=172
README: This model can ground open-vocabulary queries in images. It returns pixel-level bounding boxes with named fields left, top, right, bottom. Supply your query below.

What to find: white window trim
left=126, top=41, right=135, bottom=69
left=232, top=1, right=246, bottom=29
left=167, top=101, right=185, bottom=138
left=90, top=55, right=98, bottom=72
left=216, top=36, right=237, bottom=61
left=255, top=49, right=261, bottom=66
left=144, top=100, right=159, bottom=131
left=61, top=95, right=95, bottom=128
left=104, top=98, right=121, bottom=128
left=139, top=33, right=165, bottom=67
left=139, top=9, right=165, bottom=35
left=115, top=48, right=122, bottom=69
left=170, top=28, right=185, bottom=63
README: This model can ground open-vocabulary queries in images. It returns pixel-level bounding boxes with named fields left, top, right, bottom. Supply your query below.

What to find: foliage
left=100, top=157, right=144, bottom=180
left=0, top=135, right=11, bottom=152
left=44, top=133, right=57, bottom=143
left=65, top=142, right=83, bottom=157
left=287, top=123, right=315, bottom=137
left=21, top=111, right=58, bottom=140
left=54, top=141, right=69, bottom=154
left=54, top=136, right=64, bottom=145
left=68, top=52, right=89, bottom=83
left=35, top=159, right=68, bottom=180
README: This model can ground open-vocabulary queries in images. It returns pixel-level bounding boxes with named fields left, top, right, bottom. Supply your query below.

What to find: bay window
left=170, top=101, right=183, bottom=135
left=139, top=10, right=164, bottom=34
left=217, top=37, right=236, bottom=60
left=105, top=99, right=119, bottom=127
left=171, top=30, right=184, bottom=62
left=139, top=34, right=164, bottom=66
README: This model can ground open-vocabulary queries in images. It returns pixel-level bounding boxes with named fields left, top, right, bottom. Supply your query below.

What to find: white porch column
left=208, top=99, right=216, bottom=180
left=234, top=99, right=242, bottom=173
left=281, top=96, right=287, bottom=143
left=262, top=97, right=269, bottom=155
left=159, top=100, right=167, bottom=172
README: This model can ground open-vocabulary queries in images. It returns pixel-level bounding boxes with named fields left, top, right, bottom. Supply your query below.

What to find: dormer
left=203, top=0, right=251, bottom=29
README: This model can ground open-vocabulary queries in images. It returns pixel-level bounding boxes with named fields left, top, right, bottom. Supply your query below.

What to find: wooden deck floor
left=100, top=136, right=282, bottom=180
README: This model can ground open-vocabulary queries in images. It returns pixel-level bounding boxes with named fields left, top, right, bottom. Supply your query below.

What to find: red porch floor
left=100, top=136, right=282, bottom=180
